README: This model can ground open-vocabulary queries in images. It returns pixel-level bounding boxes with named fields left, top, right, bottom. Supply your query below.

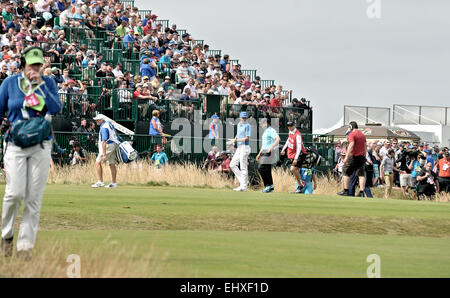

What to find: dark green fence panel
left=153, top=19, right=169, bottom=30
left=137, top=10, right=152, bottom=19
left=241, top=69, right=257, bottom=81
left=123, top=59, right=140, bottom=75
left=120, top=0, right=135, bottom=8
left=208, top=49, right=222, bottom=57
left=112, top=88, right=138, bottom=123
left=260, top=80, right=275, bottom=89
left=225, top=104, right=312, bottom=132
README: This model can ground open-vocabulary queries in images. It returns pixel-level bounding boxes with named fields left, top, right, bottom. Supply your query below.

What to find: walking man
left=338, top=121, right=367, bottom=197
left=230, top=112, right=252, bottom=192
left=256, top=117, right=280, bottom=193
left=281, top=122, right=307, bottom=194
left=91, top=114, right=120, bottom=188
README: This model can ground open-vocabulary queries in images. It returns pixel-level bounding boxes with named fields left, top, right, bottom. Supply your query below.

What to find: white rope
left=394, top=105, right=441, bottom=125
left=345, top=107, right=381, bottom=125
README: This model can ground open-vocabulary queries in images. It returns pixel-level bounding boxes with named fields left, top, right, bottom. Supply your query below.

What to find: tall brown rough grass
left=0, top=157, right=440, bottom=201
left=0, top=237, right=169, bottom=278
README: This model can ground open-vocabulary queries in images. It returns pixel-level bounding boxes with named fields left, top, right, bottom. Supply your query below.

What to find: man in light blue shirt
left=256, top=117, right=280, bottom=193
left=230, top=112, right=252, bottom=192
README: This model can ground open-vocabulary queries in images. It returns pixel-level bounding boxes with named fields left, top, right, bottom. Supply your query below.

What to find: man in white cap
left=91, top=114, right=120, bottom=188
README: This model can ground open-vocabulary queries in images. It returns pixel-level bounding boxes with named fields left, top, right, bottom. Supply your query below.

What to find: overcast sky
left=136, top=0, right=450, bottom=129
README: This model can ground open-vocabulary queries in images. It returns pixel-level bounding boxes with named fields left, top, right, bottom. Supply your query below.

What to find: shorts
left=96, top=143, right=119, bottom=165
left=288, top=154, right=306, bottom=168
left=373, top=164, right=380, bottom=178
left=343, top=155, right=366, bottom=177
left=400, top=173, right=413, bottom=187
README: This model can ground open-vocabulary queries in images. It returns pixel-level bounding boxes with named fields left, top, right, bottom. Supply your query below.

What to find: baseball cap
left=67, top=79, right=76, bottom=84
left=240, top=112, right=249, bottom=119
left=165, top=76, right=170, bottom=80
left=287, top=121, right=296, bottom=127
left=23, top=47, right=44, bottom=65
left=158, top=87, right=164, bottom=93
left=212, top=115, right=219, bottom=120
left=93, top=114, right=107, bottom=121
left=25, top=36, right=33, bottom=42
left=143, top=76, right=149, bottom=80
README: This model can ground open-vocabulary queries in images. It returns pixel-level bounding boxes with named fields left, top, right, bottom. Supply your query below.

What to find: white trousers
left=1, top=141, right=51, bottom=251
left=230, top=145, right=251, bottom=189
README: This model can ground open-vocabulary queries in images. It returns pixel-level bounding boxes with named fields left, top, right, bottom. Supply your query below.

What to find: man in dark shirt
left=339, top=121, right=367, bottom=197
left=0, top=65, right=8, bottom=85
left=96, top=63, right=107, bottom=77
left=76, top=118, right=89, bottom=133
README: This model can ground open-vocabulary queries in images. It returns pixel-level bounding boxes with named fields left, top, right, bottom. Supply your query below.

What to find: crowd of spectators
left=0, top=0, right=312, bottom=129
left=334, top=138, right=450, bottom=200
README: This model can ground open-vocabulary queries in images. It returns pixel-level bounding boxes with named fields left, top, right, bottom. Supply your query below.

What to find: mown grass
left=0, top=185, right=449, bottom=277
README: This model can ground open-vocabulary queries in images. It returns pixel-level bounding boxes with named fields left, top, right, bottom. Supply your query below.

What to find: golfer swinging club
left=230, top=112, right=252, bottom=192
left=0, top=46, right=61, bottom=259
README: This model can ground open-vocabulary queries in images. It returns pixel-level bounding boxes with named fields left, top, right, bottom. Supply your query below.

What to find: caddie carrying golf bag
left=115, top=141, right=138, bottom=163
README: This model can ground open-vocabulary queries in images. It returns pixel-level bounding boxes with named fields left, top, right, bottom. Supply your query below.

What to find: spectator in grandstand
left=208, top=114, right=220, bottom=146
left=338, top=122, right=367, bottom=197
left=91, top=114, right=119, bottom=189
left=68, top=141, right=88, bottom=165
left=76, top=118, right=89, bottom=133
left=0, top=65, right=8, bottom=85
left=416, top=162, right=439, bottom=200
left=281, top=121, right=307, bottom=194
left=149, top=110, right=164, bottom=136
left=140, top=58, right=156, bottom=81
left=161, top=76, right=172, bottom=92
left=256, top=117, right=281, bottom=193
left=112, top=63, right=123, bottom=78
left=435, top=152, right=450, bottom=193
left=151, top=144, right=169, bottom=169
left=230, top=112, right=252, bottom=192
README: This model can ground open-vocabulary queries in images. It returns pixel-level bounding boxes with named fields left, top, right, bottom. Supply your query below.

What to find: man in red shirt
left=281, top=122, right=307, bottom=193
left=436, top=152, right=450, bottom=193
left=338, top=121, right=367, bottom=197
